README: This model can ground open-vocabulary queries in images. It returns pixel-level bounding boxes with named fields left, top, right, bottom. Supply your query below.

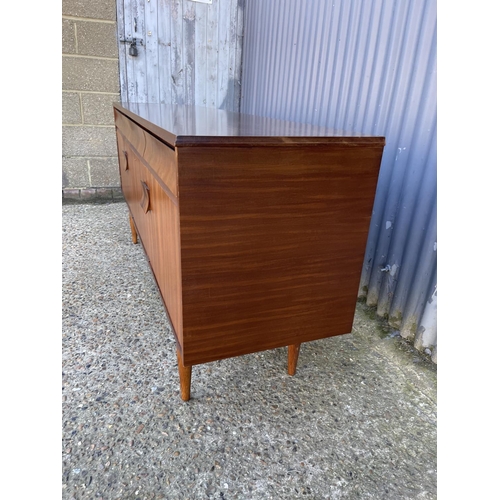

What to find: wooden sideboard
left=113, top=102, right=385, bottom=401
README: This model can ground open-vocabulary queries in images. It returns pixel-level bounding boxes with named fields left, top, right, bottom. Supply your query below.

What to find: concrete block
left=76, top=21, right=118, bottom=58
left=62, top=18, right=76, bottom=54
left=62, top=156, right=90, bottom=187
left=62, top=0, right=116, bottom=21
left=62, top=126, right=118, bottom=157
left=82, top=93, right=119, bottom=125
left=62, top=92, right=82, bottom=124
left=89, top=157, right=120, bottom=187
left=62, top=56, right=119, bottom=93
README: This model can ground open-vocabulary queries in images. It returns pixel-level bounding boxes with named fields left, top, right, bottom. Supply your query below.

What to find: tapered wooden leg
left=288, top=343, right=301, bottom=376
left=129, top=213, right=138, bottom=244
left=176, top=350, right=192, bottom=401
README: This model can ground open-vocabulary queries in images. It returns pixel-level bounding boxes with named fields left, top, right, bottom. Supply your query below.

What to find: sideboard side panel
left=177, top=144, right=383, bottom=366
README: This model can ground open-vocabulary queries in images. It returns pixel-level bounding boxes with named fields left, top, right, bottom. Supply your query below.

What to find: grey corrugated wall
left=241, top=0, right=437, bottom=362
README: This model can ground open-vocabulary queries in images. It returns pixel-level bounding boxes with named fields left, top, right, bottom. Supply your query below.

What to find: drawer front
left=142, top=130, right=178, bottom=198
left=115, top=110, right=178, bottom=198
left=114, top=108, right=145, bottom=152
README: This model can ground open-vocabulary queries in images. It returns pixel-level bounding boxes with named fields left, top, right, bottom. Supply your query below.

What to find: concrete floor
left=62, top=202, right=437, bottom=499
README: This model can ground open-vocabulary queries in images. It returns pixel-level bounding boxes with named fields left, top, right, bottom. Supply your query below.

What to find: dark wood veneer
left=113, top=102, right=384, bottom=401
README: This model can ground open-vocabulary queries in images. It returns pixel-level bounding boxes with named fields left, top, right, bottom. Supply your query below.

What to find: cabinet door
left=116, top=131, right=136, bottom=205
left=117, top=133, right=154, bottom=254
left=117, top=126, right=182, bottom=345
left=138, top=167, right=183, bottom=345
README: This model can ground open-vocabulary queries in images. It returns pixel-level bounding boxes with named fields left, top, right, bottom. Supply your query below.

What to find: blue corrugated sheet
left=241, top=0, right=437, bottom=361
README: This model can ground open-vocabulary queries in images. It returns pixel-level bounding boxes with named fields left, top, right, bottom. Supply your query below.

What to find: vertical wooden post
left=129, top=213, right=138, bottom=244
left=288, top=343, right=301, bottom=376
left=176, top=350, right=192, bottom=401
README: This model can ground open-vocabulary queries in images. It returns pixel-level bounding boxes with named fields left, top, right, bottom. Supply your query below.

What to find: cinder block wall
left=62, top=0, right=122, bottom=202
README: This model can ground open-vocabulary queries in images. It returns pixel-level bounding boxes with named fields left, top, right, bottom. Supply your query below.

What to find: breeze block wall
left=62, top=0, right=122, bottom=202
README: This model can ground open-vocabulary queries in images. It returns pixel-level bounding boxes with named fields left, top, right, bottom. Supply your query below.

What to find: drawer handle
left=123, top=150, right=129, bottom=170
left=140, top=180, right=151, bottom=213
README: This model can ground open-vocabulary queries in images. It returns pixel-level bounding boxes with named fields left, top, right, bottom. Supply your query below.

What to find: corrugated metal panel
left=241, top=0, right=437, bottom=360
left=116, top=0, right=245, bottom=111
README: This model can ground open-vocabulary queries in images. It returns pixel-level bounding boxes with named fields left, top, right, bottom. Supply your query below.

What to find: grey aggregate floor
left=62, top=202, right=437, bottom=500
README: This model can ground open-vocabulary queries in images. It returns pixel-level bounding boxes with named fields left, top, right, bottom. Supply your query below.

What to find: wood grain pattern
left=116, top=131, right=135, bottom=204
left=116, top=128, right=183, bottom=345
left=177, top=350, right=192, bottom=402
left=114, top=102, right=385, bottom=150
left=177, top=145, right=383, bottom=366
left=115, top=109, right=146, bottom=152
left=142, top=131, right=178, bottom=198
left=129, top=213, right=137, bottom=244
left=288, top=344, right=301, bottom=376
left=115, top=108, right=178, bottom=199
left=143, top=166, right=183, bottom=345
left=122, top=145, right=154, bottom=253
left=114, top=103, right=385, bottom=399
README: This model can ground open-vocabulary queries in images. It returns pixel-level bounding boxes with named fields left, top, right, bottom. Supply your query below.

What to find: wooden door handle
left=123, top=150, right=129, bottom=170
left=140, top=180, right=150, bottom=213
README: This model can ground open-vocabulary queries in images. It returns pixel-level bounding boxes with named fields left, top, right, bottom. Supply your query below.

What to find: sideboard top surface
left=113, top=102, right=385, bottom=148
